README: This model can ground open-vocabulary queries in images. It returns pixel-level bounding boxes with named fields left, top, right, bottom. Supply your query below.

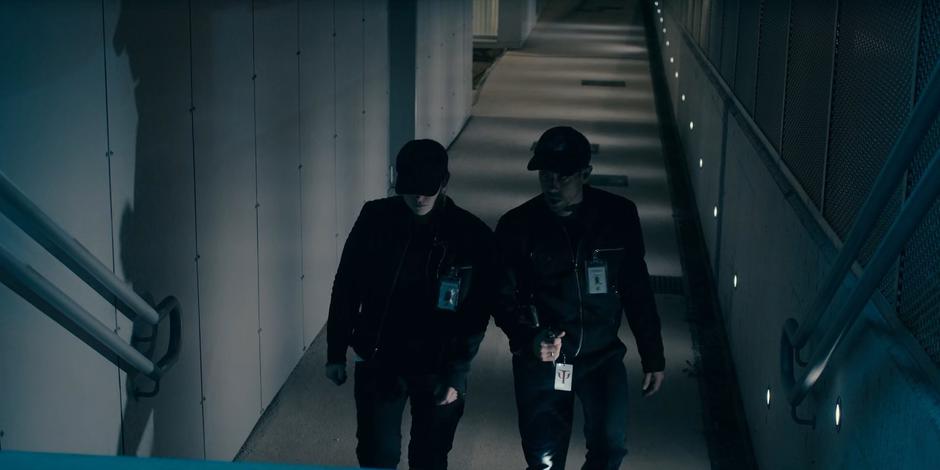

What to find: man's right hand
left=535, top=330, right=565, bottom=362
left=325, top=363, right=347, bottom=385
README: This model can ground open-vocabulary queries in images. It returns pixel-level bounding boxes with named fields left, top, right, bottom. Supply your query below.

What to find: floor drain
left=581, top=79, right=627, bottom=87
left=650, top=275, right=685, bottom=295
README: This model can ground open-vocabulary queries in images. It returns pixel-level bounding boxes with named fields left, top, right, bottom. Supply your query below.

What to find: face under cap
left=527, top=126, right=591, bottom=175
left=395, top=139, right=449, bottom=196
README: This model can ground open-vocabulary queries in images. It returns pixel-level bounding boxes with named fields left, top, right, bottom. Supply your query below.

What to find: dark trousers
left=512, top=354, right=629, bottom=470
left=354, top=361, right=465, bottom=470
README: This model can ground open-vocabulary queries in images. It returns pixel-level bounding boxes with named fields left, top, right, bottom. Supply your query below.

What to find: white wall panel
left=0, top=0, right=122, bottom=455
left=254, top=0, right=304, bottom=411
left=415, top=0, right=472, bottom=147
left=363, top=1, right=391, bottom=198
left=103, top=0, right=205, bottom=458
left=334, top=0, right=366, bottom=241
left=190, top=0, right=261, bottom=460
left=299, top=0, right=337, bottom=346
left=1, top=0, right=397, bottom=460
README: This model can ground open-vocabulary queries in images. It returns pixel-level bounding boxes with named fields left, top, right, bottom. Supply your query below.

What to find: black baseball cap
left=395, top=139, right=449, bottom=196
left=527, top=126, right=591, bottom=175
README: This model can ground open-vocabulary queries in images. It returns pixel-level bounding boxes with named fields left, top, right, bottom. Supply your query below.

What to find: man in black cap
left=325, top=139, right=496, bottom=469
left=494, top=126, right=665, bottom=469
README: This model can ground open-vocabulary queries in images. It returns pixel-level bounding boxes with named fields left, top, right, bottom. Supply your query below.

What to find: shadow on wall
left=112, top=0, right=199, bottom=457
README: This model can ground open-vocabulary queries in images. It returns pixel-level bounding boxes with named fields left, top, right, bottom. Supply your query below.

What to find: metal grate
left=823, top=0, right=919, bottom=255
left=780, top=0, right=838, bottom=207
left=897, top=0, right=940, bottom=366
left=732, top=0, right=761, bottom=114
left=719, top=0, right=741, bottom=86
left=753, top=0, right=790, bottom=151
left=707, top=0, right=725, bottom=64
left=581, top=80, right=627, bottom=87
left=650, top=275, right=685, bottom=295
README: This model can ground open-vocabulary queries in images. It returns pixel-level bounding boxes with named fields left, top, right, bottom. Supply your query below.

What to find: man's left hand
left=437, top=386, right=459, bottom=405
left=642, top=371, right=665, bottom=397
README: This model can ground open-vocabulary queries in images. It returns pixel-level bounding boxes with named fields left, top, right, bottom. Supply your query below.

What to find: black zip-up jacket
left=327, top=196, right=496, bottom=393
left=494, top=186, right=665, bottom=374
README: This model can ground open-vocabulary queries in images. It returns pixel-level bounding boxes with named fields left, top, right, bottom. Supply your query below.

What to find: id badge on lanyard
left=585, top=257, right=608, bottom=295
left=554, top=361, right=574, bottom=392
left=437, top=273, right=461, bottom=311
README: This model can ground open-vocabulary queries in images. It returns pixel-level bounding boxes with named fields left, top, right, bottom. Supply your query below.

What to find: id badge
left=437, top=276, right=461, bottom=311
left=554, top=362, right=574, bottom=392
left=586, top=259, right=608, bottom=295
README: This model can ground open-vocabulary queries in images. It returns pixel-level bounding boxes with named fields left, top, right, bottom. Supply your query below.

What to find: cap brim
left=395, top=172, right=441, bottom=196
left=527, top=152, right=580, bottom=175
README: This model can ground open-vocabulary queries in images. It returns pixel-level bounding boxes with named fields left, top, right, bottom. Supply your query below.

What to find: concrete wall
left=414, top=0, right=475, bottom=147
left=495, top=0, right=539, bottom=48
left=652, top=4, right=940, bottom=469
left=0, top=0, right=417, bottom=461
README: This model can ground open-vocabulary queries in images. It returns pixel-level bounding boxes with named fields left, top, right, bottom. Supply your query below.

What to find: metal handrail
left=0, top=170, right=180, bottom=398
left=781, top=145, right=940, bottom=423
left=653, top=1, right=940, bottom=426
left=778, top=57, right=940, bottom=423
left=0, top=173, right=160, bottom=324
left=787, top=60, right=940, bottom=357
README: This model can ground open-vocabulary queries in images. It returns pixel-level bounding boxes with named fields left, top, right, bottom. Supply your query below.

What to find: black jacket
left=327, top=196, right=496, bottom=393
left=494, top=186, right=665, bottom=373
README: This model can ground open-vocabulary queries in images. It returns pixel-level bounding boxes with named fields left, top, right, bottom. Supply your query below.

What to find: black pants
left=354, top=361, right=465, bottom=469
left=512, top=353, right=629, bottom=470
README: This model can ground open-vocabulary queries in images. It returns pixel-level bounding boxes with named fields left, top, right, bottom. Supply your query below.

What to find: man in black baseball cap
left=527, top=126, right=594, bottom=216
left=494, top=126, right=666, bottom=470
left=395, top=139, right=451, bottom=198
left=326, top=138, right=496, bottom=469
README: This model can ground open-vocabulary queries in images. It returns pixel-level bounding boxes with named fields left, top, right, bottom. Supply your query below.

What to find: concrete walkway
left=237, top=0, right=711, bottom=468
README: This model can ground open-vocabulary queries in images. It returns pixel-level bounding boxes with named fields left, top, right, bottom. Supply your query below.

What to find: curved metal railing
left=779, top=60, right=940, bottom=425
left=0, top=170, right=180, bottom=398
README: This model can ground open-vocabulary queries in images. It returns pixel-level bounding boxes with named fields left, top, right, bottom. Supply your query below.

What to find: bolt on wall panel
left=753, top=0, right=789, bottom=152
left=254, top=0, right=304, bottom=411
left=334, top=0, right=366, bottom=245
left=780, top=0, right=837, bottom=208
left=103, top=0, right=205, bottom=458
left=0, top=0, right=123, bottom=455
left=190, top=0, right=262, bottom=460
left=299, top=0, right=338, bottom=346
left=732, top=0, right=760, bottom=113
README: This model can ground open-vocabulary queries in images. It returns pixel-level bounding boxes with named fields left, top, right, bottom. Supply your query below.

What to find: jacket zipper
left=371, top=231, right=413, bottom=358
left=560, top=226, right=585, bottom=357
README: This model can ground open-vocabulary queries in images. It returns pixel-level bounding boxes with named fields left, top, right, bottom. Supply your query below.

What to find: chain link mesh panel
left=898, top=0, right=940, bottom=366
left=780, top=0, right=837, bottom=207
left=823, top=0, right=919, bottom=263
left=719, top=0, right=740, bottom=86
left=707, top=0, right=725, bottom=64
left=700, top=0, right=712, bottom=50
left=733, top=0, right=761, bottom=113
left=754, top=0, right=790, bottom=151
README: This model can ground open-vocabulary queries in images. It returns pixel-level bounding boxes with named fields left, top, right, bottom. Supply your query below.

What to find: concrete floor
left=237, top=0, right=711, bottom=468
